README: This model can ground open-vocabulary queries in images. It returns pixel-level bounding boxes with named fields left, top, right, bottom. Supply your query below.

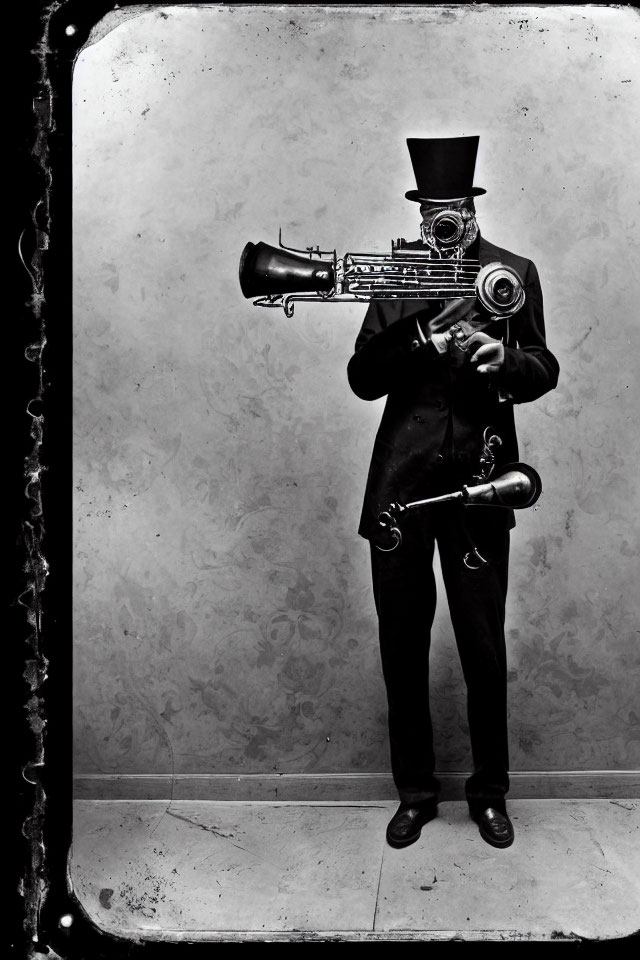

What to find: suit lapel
left=478, top=235, right=505, bottom=266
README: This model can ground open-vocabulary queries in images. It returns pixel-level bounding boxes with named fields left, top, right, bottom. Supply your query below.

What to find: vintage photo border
left=13, top=1, right=637, bottom=954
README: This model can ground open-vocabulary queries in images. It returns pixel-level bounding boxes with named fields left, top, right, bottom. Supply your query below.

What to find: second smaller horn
left=375, top=462, right=542, bottom=552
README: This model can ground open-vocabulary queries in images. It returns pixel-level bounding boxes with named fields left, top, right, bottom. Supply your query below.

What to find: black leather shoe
left=386, top=802, right=438, bottom=848
left=473, top=807, right=514, bottom=848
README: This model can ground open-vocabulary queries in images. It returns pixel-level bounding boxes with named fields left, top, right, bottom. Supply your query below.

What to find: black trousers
left=370, top=499, right=511, bottom=815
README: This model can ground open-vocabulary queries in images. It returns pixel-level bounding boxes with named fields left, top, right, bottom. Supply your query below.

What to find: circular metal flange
left=475, top=262, right=525, bottom=317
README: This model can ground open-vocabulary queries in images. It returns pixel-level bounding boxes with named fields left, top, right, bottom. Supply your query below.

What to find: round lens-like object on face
left=432, top=212, right=464, bottom=245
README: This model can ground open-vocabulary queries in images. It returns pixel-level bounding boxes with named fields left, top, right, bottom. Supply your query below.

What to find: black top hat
left=405, top=136, right=486, bottom=202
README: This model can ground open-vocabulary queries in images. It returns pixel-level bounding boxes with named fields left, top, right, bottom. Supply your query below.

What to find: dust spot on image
left=527, top=536, right=552, bottom=573
left=99, top=888, right=114, bottom=909
left=564, top=509, right=575, bottom=538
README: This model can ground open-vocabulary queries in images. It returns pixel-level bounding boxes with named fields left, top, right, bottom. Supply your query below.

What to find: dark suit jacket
left=347, top=234, right=560, bottom=541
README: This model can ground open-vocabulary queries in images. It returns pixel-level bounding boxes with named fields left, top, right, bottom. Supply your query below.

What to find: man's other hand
left=466, top=332, right=505, bottom=375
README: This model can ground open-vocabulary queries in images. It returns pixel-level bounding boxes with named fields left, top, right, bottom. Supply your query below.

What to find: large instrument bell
left=239, top=242, right=335, bottom=298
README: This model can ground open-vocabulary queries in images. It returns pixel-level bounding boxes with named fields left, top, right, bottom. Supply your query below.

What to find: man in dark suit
left=347, top=137, right=559, bottom=849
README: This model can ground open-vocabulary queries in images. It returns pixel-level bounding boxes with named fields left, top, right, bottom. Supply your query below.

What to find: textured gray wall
left=73, top=5, right=640, bottom=782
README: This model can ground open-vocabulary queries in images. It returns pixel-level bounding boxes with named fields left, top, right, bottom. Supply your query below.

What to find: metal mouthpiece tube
left=375, top=491, right=463, bottom=552
left=403, top=490, right=465, bottom=510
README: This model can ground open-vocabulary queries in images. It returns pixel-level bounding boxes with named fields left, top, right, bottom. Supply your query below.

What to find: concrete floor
left=70, top=799, right=639, bottom=942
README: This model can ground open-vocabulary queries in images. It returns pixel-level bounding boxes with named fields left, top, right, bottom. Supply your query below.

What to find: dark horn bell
left=464, top=462, right=542, bottom=509
left=239, top=242, right=335, bottom=298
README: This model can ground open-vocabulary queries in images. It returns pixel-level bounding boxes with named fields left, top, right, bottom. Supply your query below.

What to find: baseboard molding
left=73, top=770, right=640, bottom=801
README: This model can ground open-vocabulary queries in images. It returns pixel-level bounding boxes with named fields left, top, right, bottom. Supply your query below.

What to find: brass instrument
left=375, top=461, right=542, bottom=554
left=239, top=232, right=525, bottom=318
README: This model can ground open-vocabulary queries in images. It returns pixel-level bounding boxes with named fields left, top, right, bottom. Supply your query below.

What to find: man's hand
left=427, top=297, right=479, bottom=335
left=466, top=332, right=505, bottom=375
